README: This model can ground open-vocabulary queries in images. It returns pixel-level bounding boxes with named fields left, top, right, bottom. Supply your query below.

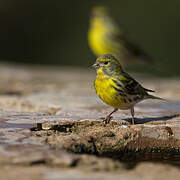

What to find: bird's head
left=93, top=54, right=123, bottom=76
left=90, top=6, right=109, bottom=27
left=91, top=6, right=108, bottom=17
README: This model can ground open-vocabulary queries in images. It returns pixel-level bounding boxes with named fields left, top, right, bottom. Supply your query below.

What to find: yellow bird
left=88, top=6, right=151, bottom=66
left=93, top=54, right=163, bottom=124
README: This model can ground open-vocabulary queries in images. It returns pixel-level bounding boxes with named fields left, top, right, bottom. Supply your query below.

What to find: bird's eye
left=103, top=61, right=109, bottom=65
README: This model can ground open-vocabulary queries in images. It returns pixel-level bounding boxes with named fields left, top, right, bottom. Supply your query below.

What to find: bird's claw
left=102, top=116, right=113, bottom=124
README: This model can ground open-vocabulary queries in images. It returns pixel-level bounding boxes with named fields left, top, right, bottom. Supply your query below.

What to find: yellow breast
left=88, top=22, right=128, bottom=67
left=94, top=71, right=131, bottom=109
left=88, top=25, right=106, bottom=56
left=88, top=18, right=118, bottom=57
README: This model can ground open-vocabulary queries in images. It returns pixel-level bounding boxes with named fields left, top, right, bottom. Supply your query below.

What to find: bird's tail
left=145, top=94, right=166, bottom=101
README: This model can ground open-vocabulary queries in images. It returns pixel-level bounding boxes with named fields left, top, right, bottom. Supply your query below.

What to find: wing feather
left=113, top=72, right=150, bottom=96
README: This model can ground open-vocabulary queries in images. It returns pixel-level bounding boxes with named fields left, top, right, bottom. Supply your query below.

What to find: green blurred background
left=0, top=0, right=180, bottom=76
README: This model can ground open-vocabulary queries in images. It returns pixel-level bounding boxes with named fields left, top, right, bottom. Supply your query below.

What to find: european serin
left=88, top=6, right=151, bottom=66
left=93, top=54, right=163, bottom=124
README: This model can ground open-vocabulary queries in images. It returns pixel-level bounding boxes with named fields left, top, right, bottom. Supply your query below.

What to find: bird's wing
left=104, top=15, right=152, bottom=62
left=111, top=32, right=152, bottom=62
left=123, top=38, right=151, bottom=60
left=113, top=72, right=150, bottom=96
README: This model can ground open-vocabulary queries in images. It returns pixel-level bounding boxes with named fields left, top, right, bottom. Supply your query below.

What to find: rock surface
left=0, top=63, right=180, bottom=180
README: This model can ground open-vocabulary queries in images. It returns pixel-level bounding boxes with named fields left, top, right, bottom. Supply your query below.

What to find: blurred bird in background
left=88, top=6, right=152, bottom=67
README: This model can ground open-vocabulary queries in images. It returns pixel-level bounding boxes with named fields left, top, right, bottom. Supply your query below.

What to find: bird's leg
left=130, top=106, right=135, bottom=125
left=104, top=108, right=118, bottom=124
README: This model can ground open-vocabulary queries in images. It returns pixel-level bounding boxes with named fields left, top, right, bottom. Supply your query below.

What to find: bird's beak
left=92, top=63, right=99, bottom=68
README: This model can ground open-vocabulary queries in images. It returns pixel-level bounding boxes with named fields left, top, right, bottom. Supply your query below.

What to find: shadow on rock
left=123, top=114, right=179, bottom=124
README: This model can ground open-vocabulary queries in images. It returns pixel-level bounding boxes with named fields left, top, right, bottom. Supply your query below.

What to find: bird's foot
left=131, top=117, right=135, bottom=125
left=101, top=116, right=113, bottom=124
